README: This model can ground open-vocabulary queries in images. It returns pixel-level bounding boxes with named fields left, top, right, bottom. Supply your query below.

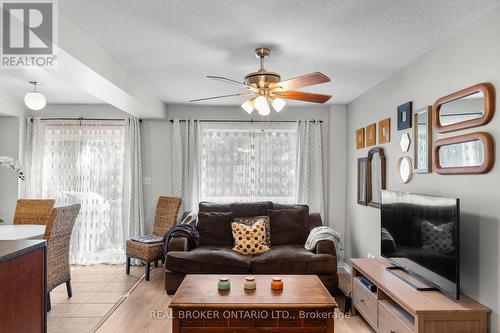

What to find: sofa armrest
left=315, top=239, right=337, bottom=258
left=168, top=236, right=189, bottom=252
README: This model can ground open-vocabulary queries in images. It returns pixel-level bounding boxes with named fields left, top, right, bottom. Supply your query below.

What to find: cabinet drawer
left=378, top=302, right=414, bottom=333
left=352, top=278, right=377, bottom=328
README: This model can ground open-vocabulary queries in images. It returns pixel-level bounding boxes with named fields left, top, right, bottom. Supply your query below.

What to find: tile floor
left=47, top=264, right=142, bottom=333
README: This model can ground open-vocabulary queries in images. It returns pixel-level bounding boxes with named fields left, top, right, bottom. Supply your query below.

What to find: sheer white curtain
left=23, top=117, right=144, bottom=265
left=123, top=117, right=145, bottom=241
left=172, top=119, right=200, bottom=213
left=296, top=120, right=325, bottom=217
left=172, top=119, right=299, bottom=211
left=199, top=121, right=297, bottom=204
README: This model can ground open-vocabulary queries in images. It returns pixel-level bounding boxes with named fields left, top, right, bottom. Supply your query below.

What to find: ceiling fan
left=189, top=47, right=332, bottom=115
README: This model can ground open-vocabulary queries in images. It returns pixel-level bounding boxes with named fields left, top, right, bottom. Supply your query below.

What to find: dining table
left=0, top=224, right=46, bottom=240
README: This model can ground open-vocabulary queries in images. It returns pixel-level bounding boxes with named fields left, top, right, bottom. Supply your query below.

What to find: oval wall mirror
left=434, top=132, right=494, bottom=174
left=433, top=83, right=495, bottom=133
left=397, top=156, right=412, bottom=183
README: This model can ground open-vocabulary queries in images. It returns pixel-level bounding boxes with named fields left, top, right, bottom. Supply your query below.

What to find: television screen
left=381, top=190, right=460, bottom=299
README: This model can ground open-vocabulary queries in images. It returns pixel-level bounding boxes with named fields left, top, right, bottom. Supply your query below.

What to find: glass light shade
left=272, top=98, right=286, bottom=112
left=254, top=96, right=270, bottom=116
left=24, top=92, right=46, bottom=110
left=241, top=99, right=254, bottom=114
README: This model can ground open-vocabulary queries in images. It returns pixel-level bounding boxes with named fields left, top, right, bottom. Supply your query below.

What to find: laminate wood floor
left=94, top=266, right=375, bottom=333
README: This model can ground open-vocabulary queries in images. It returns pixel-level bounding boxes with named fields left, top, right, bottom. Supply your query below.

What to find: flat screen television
left=381, top=190, right=460, bottom=299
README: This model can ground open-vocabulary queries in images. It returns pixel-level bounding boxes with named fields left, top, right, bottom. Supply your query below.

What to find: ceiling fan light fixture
left=271, top=97, right=286, bottom=112
left=241, top=98, right=255, bottom=114
left=254, top=95, right=270, bottom=116
left=24, top=81, right=46, bottom=111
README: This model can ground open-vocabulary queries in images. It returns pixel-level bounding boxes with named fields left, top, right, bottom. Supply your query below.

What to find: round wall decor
left=397, top=156, right=412, bottom=183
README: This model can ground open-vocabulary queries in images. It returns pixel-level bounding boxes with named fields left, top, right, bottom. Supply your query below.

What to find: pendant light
left=24, top=81, right=46, bottom=111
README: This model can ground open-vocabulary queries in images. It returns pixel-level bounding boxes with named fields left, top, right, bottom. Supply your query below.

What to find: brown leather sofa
left=164, top=201, right=338, bottom=294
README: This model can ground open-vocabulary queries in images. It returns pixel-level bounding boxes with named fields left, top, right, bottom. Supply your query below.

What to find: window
left=200, top=122, right=297, bottom=203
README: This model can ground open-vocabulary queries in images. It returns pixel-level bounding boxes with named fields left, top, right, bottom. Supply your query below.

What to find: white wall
left=0, top=92, right=25, bottom=223
left=0, top=117, right=21, bottom=224
left=346, top=7, right=500, bottom=331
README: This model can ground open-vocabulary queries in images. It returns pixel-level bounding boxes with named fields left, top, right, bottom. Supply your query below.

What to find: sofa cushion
left=166, top=246, right=250, bottom=274
left=250, top=245, right=336, bottom=275
left=229, top=201, right=273, bottom=217
left=197, top=212, right=234, bottom=246
left=273, top=203, right=309, bottom=215
left=268, top=208, right=309, bottom=245
left=198, top=202, right=231, bottom=213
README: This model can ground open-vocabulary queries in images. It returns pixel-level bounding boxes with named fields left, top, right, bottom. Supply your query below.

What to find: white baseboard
left=337, top=261, right=352, bottom=273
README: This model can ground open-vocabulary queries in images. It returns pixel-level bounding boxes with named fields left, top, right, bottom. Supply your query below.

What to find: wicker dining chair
left=126, top=196, right=182, bottom=281
left=45, top=204, right=81, bottom=311
left=13, top=199, right=55, bottom=225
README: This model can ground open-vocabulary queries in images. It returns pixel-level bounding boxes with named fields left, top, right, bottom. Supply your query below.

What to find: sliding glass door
left=38, top=120, right=126, bottom=264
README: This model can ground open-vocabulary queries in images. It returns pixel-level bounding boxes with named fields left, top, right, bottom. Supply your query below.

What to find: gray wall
left=0, top=117, right=21, bottom=223
left=346, top=8, right=500, bottom=331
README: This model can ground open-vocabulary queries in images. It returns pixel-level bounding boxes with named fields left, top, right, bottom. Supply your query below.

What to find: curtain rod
left=168, top=119, right=323, bottom=123
left=30, top=117, right=142, bottom=123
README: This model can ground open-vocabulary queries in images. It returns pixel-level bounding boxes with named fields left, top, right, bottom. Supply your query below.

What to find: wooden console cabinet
left=351, top=258, right=490, bottom=333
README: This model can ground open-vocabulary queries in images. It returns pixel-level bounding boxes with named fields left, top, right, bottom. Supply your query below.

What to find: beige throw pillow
left=231, top=219, right=270, bottom=255
left=234, top=216, right=271, bottom=247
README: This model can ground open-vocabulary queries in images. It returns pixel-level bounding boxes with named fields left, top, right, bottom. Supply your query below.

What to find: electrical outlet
left=367, top=253, right=375, bottom=259
left=143, top=177, right=152, bottom=185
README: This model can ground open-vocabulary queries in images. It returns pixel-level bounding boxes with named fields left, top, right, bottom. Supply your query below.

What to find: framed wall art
left=378, top=118, right=390, bottom=144
left=366, top=123, right=376, bottom=146
left=397, top=101, right=412, bottom=130
left=356, top=128, right=365, bottom=149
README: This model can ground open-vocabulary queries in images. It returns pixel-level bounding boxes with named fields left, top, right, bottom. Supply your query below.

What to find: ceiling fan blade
left=189, top=92, right=253, bottom=102
left=274, top=91, right=331, bottom=104
left=207, top=75, right=253, bottom=89
left=270, top=72, right=331, bottom=91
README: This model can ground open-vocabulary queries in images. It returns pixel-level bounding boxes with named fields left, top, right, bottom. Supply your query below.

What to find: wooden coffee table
left=169, top=274, right=337, bottom=332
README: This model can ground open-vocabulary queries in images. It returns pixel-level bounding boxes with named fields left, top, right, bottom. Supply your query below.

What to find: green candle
left=218, top=277, right=230, bottom=290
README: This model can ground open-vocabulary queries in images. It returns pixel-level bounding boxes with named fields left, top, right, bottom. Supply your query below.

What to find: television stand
left=351, top=258, right=490, bottom=333
left=385, top=266, right=438, bottom=291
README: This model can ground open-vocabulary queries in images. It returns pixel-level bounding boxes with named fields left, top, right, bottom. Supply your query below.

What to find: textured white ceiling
left=39, top=1, right=500, bottom=105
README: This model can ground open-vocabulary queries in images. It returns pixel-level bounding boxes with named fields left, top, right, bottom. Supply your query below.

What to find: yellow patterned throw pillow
left=231, top=219, right=270, bottom=255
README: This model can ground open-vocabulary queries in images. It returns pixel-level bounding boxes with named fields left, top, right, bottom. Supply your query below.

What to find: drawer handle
left=360, top=299, right=365, bottom=303
left=390, top=331, right=396, bottom=333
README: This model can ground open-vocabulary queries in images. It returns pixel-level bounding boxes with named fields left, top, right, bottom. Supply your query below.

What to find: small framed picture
left=397, top=102, right=412, bottom=130
left=378, top=118, right=390, bottom=144
left=357, top=158, right=368, bottom=205
left=366, top=123, right=376, bottom=146
left=356, top=128, right=365, bottom=149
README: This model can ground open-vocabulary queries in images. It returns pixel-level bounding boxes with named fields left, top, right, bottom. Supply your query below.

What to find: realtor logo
left=1, top=0, right=57, bottom=68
